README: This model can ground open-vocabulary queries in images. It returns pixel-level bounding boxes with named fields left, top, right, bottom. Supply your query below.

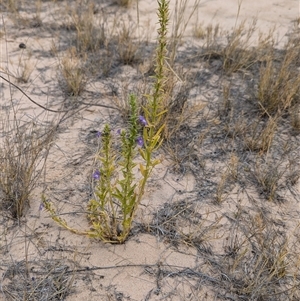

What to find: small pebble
left=19, top=43, right=26, bottom=49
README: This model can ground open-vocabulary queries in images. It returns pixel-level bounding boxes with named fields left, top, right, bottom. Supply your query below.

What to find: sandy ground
left=0, top=0, right=299, bottom=300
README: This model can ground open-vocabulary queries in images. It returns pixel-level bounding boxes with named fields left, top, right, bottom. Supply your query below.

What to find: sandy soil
left=0, top=0, right=299, bottom=300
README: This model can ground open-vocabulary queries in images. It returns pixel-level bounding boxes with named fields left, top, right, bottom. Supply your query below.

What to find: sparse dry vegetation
left=59, top=47, right=87, bottom=97
left=0, top=0, right=299, bottom=300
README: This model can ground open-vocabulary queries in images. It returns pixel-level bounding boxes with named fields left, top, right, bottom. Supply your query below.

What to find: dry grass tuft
left=59, top=47, right=87, bottom=97
left=15, top=52, right=34, bottom=84
left=1, top=258, right=76, bottom=301
left=290, top=103, right=300, bottom=132
left=116, top=0, right=133, bottom=7
left=244, top=116, right=278, bottom=153
left=257, top=39, right=300, bottom=116
left=0, top=116, right=54, bottom=219
left=116, top=20, right=140, bottom=65
left=1, top=0, right=20, bottom=14
left=252, top=158, right=286, bottom=202
left=218, top=212, right=300, bottom=300
left=221, top=20, right=259, bottom=74
left=71, top=2, right=107, bottom=53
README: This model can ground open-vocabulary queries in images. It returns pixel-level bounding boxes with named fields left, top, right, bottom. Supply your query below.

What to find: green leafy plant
left=43, top=0, right=169, bottom=243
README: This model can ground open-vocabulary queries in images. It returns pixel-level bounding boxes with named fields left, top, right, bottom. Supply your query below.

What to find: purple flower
left=138, top=116, right=147, bottom=127
left=117, top=129, right=126, bottom=135
left=39, top=203, right=44, bottom=211
left=96, top=131, right=101, bottom=138
left=136, top=136, right=144, bottom=147
left=93, top=170, right=100, bottom=180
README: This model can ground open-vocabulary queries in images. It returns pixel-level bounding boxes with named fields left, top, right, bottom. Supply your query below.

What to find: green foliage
left=87, top=96, right=140, bottom=243
left=43, top=0, right=170, bottom=243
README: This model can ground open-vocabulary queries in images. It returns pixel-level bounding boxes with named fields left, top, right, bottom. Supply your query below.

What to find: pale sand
left=0, top=1, right=299, bottom=300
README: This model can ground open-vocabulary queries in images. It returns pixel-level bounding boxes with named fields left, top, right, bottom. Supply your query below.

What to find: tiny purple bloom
left=137, top=136, right=144, bottom=147
left=96, top=131, right=101, bottom=138
left=39, top=203, right=44, bottom=211
left=93, top=170, right=100, bottom=180
left=138, top=116, right=147, bottom=127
